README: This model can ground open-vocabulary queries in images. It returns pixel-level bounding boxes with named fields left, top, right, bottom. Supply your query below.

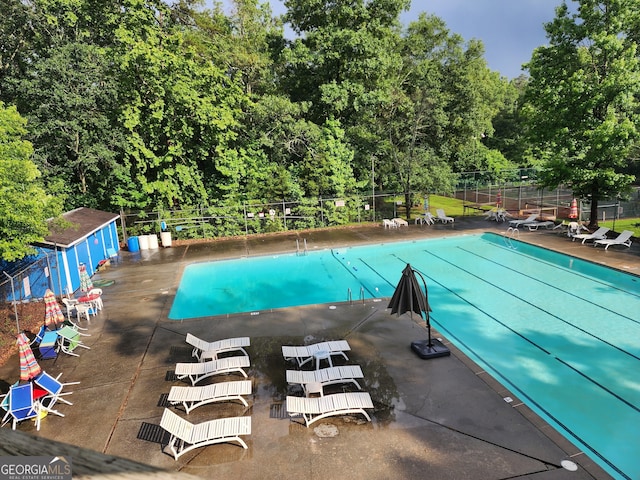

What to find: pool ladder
left=348, top=286, right=365, bottom=305
left=504, top=227, right=520, bottom=249
left=296, top=238, right=308, bottom=256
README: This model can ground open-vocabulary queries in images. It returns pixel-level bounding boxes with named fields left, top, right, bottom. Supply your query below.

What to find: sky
left=216, top=0, right=566, bottom=79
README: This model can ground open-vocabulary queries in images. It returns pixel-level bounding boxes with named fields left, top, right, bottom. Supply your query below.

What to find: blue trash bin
left=127, top=236, right=140, bottom=253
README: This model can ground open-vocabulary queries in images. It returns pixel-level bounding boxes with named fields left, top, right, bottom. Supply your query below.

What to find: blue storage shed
left=37, top=207, right=120, bottom=297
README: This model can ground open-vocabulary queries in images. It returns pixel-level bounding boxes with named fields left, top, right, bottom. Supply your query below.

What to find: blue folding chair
left=33, top=371, right=78, bottom=408
left=3, top=383, right=41, bottom=430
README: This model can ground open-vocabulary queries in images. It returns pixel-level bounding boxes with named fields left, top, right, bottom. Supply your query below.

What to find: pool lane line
left=483, top=240, right=640, bottom=300
left=462, top=247, right=640, bottom=324
left=358, top=257, right=399, bottom=289
left=398, top=253, right=640, bottom=409
left=555, top=357, right=640, bottom=413
left=391, top=254, right=551, bottom=356
left=329, top=249, right=383, bottom=298
left=433, top=320, right=633, bottom=480
left=419, top=248, right=640, bottom=363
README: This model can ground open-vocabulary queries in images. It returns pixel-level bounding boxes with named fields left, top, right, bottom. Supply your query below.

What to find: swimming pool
left=170, top=233, right=640, bottom=480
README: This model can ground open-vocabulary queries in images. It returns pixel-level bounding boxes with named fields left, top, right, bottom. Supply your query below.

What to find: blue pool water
left=170, top=233, right=640, bottom=480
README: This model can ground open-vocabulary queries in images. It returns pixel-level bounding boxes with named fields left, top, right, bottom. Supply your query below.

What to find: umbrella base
left=410, top=338, right=450, bottom=359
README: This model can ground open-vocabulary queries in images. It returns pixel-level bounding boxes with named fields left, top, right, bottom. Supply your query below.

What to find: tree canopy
left=523, top=0, right=640, bottom=226
left=2, top=0, right=638, bottom=259
left=0, top=102, right=62, bottom=261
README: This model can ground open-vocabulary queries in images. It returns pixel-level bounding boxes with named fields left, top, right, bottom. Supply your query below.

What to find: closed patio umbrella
left=17, top=332, right=42, bottom=382
left=44, top=289, right=64, bottom=330
left=388, top=264, right=450, bottom=360
left=79, top=263, right=93, bottom=293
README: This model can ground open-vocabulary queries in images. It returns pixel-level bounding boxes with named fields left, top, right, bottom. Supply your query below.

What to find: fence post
left=120, top=208, right=128, bottom=243
left=282, top=199, right=287, bottom=230
left=244, top=203, right=248, bottom=236
left=3, top=271, right=19, bottom=332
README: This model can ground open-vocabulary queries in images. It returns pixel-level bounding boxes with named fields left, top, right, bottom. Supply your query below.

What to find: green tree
left=486, top=75, right=534, bottom=168
left=282, top=0, right=409, bottom=179
left=0, top=102, right=61, bottom=261
left=15, top=42, right=123, bottom=209
left=1, top=0, right=126, bottom=210
left=376, top=13, right=508, bottom=217
left=523, top=0, right=639, bottom=227
left=113, top=0, right=246, bottom=209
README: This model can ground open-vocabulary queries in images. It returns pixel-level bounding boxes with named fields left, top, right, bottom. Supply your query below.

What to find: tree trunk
left=589, top=199, right=599, bottom=229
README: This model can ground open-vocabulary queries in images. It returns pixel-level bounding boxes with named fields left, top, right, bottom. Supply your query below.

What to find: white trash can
left=148, top=234, right=159, bottom=249
left=160, top=231, right=172, bottom=248
left=138, top=234, right=150, bottom=250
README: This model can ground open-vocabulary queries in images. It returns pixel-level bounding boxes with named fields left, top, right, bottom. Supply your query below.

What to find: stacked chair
left=282, top=340, right=374, bottom=427
left=1, top=371, right=79, bottom=431
left=160, top=333, right=253, bottom=460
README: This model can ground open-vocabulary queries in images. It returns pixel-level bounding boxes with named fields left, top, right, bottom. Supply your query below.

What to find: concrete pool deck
left=1, top=216, right=638, bottom=479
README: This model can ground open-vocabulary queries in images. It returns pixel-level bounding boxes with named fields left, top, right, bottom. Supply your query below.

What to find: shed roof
left=40, top=207, right=119, bottom=248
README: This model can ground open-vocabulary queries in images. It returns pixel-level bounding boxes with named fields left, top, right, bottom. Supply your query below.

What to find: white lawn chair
left=160, top=408, right=251, bottom=460
left=185, top=333, right=250, bottom=361
left=282, top=340, right=350, bottom=368
left=174, top=356, right=250, bottom=386
left=88, top=288, right=103, bottom=312
left=61, top=298, right=79, bottom=322
left=436, top=209, right=454, bottom=223
left=382, top=219, right=397, bottom=229
left=572, top=226, right=609, bottom=244
left=594, top=230, right=633, bottom=250
left=168, top=380, right=252, bottom=414
left=392, top=218, right=408, bottom=227
left=286, top=365, right=364, bottom=396
left=508, top=213, right=538, bottom=228
left=286, top=391, right=374, bottom=427
left=415, top=212, right=435, bottom=225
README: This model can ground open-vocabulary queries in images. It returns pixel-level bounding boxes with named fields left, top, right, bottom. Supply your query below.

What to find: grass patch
left=599, top=218, right=640, bottom=237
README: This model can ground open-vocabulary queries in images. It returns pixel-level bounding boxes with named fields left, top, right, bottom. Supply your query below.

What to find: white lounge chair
left=282, top=340, right=350, bottom=368
left=392, top=218, right=408, bottom=227
left=525, top=220, right=555, bottom=231
left=286, top=391, right=374, bottom=427
left=572, top=226, right=609, bottom=244
left=286, top=365, right=364, bottom=395
left=185, top=333, right=250, bottom=361
left=175, top=356, right=250, bottom=386
left=436, top=209, right=454, bottom=223
left=159, top=408, right=251, bottom=460
left=508, top=213, right=538, bottom=228
left=594, top=230, right=633, bottom=250
left=415, top=212, right=435, bottom=225
left=168, top=380, right=252, bottom=414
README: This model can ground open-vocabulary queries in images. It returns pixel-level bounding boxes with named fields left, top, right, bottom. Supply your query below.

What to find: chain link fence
left=119, top=192, right=423, bottom=241
left=3, top=170, right=639, bottom=306
left=0, top=249, right=60, bottom=306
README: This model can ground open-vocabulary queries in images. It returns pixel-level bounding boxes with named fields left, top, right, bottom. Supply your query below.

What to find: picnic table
left=463, top=203, right=495, bottom=215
